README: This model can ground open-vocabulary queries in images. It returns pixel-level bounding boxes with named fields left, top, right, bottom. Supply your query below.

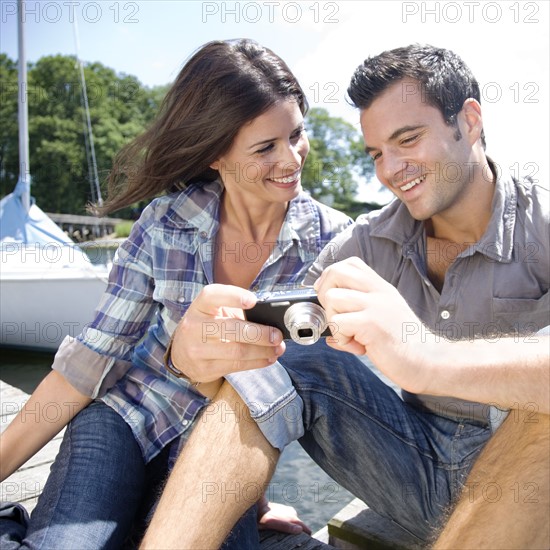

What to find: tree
left=0, top=54, right=19, bottom=198
left=301, top=107, right=375, bottom=216
left=0, top=54, right=164, bottom=217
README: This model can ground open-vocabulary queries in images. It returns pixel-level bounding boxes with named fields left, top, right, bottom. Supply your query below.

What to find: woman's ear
left=210, top=159, right=219, bottom=171
left=460, top=98, right=483, bottom=145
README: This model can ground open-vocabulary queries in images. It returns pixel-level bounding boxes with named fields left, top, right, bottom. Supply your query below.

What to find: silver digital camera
left=245, top=288, right=330, bottom=345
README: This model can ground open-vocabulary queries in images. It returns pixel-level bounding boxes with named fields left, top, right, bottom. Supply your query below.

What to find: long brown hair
left=97, top=39, right=308, bottom=215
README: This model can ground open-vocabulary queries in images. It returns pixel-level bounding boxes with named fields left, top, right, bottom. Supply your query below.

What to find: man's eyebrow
left=364, top=125, right=426, bottom=153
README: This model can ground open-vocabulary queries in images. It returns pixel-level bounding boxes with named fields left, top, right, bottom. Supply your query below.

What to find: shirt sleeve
left=52, top=204, right=159, bottom=398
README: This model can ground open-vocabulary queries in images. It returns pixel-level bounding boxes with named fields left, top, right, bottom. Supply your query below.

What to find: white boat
left=0, top=184, right=110, bottom=352
left=0, top=0, right=110, bottom=352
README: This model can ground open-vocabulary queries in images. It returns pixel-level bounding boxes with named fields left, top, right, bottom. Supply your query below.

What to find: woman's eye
left=256, top=143, right=274, bottom=154
left=291, top=128, right=305, bottom=142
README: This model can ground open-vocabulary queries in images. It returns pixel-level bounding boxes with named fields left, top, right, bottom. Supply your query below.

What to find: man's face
left=360, top=78, right=478, bottom=222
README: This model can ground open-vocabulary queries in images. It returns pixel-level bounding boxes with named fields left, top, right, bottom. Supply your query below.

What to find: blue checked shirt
left=52, top=179, right=353, bottom=462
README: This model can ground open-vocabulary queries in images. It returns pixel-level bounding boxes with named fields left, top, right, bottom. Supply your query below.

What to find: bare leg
left=140, top=381, right=279, bottom=550
left=434, top=410, right=550, bottom=549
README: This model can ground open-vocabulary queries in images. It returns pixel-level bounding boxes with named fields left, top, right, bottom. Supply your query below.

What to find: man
left=142, top=44, right=549, bottom=549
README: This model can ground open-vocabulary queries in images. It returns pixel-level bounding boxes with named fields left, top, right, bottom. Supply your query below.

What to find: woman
left=0, top=39, right=352, bottom=548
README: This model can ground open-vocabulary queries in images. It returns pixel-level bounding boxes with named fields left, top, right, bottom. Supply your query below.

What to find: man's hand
left=170, top=284, right=286, bottom=388
left=314, top=257, right=433, bottom=394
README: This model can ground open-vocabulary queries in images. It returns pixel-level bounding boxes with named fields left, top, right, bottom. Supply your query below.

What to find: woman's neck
left=219, top=192, right=288, bottom=243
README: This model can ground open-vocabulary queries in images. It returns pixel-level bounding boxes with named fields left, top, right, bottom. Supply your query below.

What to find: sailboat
left=0, top=0, right=110, bottom=352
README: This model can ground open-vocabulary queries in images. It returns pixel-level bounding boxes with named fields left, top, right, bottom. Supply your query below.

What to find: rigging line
left=72, top=14, right=103, bottom=207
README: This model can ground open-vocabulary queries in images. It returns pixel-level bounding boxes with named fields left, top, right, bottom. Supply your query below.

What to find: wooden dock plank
left=260, top=529, right=337, bottom=549
left=328, top=498, right=424, bottom=549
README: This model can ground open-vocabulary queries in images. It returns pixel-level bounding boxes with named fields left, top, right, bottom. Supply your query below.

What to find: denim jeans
left=278, top=340, right=493, bottom=543
left=0, top=401, right=259, bottom=549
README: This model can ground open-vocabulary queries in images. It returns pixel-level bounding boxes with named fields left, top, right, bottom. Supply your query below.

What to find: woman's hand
left=169, top=284, right=286, bottom=394
left=257, top=496, right=312, bottom=535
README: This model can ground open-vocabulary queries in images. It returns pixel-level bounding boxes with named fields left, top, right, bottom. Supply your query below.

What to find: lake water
left=1, top=348, right=362, bottom=532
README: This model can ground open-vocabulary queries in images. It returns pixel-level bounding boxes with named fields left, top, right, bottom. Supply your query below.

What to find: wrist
left=163, top=335, right=223, bottom=398
left=163, top=336, right=201, bottom=388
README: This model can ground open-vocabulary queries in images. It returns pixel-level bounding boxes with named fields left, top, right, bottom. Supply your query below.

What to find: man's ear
left=460, top=98, right=483, bottom=145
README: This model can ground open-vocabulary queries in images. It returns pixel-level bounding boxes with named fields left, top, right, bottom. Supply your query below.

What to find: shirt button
left=252, top=285, right=259, bottom=292
left=177, top=296, right=185, bottom=303
left=440, top=310, right=450, bottom=320
left=199, top=231, right=207, bottom=239
left=182, top=419, right=189, bottom=427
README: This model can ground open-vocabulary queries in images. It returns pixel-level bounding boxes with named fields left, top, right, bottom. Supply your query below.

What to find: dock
left=1, top=380, right=421, bottom=549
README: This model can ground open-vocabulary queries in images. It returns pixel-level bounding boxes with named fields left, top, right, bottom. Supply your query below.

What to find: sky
left=1, top=0, right=549, bottom=203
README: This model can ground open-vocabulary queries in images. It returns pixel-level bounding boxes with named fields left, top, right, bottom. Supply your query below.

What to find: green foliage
left=0, top=54, right=164, bottom=215
left=114, top=220, right=134, bottom=238
left=302, top=107, right=374, bottom=215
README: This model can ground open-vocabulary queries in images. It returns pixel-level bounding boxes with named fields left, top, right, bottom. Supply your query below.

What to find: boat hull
left=0, top=268, right=109, bottom=352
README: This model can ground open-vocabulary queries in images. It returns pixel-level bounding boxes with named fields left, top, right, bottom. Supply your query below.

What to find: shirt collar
left=161, top=180, right=317, bottom=260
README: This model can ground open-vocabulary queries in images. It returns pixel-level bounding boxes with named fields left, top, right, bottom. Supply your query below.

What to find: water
left=1, top=349, right=356, bottom=532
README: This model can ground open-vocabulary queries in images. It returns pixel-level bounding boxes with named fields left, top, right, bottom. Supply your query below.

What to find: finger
left=193, top=284, right=257, bottom=316
left=326, top=335, right=367, bottom=356
left=199, top=318, right=284, bottom=347
left=258, top=520, right=303, bottom=534
left=187, top=355, right=283, bottom=383
left=183, top=339, right=286, bottom=367
left=322, top=288, right=371, bottom=317
left=315, top=257, right=391, bottom=300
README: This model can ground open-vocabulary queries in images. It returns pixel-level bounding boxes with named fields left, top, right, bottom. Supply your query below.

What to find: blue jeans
left=278, top=340, right=493, bottom=543
left=0, top=401, right=258, bottom=549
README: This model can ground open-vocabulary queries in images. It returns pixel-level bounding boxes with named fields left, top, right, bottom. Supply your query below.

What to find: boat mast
left=73, top=14, right=103, bottom=207
left=17, top=0, right=31, bottom=213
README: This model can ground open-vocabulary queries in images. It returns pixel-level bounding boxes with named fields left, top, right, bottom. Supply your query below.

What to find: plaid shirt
left=53, top=179, right=352, bottom=462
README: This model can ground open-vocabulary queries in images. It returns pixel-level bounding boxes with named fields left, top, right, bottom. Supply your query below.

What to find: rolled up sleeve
left=52, top=336, right=133, bottom=398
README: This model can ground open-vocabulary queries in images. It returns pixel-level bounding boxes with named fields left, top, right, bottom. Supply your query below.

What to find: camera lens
left=284, top=302, right=327, bottom=345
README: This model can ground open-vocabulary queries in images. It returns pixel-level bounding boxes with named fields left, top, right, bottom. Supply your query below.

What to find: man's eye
left=402, top=135, right=419, bottom=145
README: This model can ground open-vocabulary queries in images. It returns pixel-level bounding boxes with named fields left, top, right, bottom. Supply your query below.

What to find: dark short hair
left=347, top=44, right=486, bottom=148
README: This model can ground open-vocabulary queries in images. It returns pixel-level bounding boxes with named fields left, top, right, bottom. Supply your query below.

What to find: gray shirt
left=305, top=161, right=549, bottom=426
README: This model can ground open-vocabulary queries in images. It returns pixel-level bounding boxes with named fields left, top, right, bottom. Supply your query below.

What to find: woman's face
left=211, top=99, right=309, bottom=205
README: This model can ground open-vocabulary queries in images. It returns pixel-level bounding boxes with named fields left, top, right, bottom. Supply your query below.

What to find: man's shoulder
left=354, top=198, right=413, bottom=238
left=515, top=178, right=549, bottom=216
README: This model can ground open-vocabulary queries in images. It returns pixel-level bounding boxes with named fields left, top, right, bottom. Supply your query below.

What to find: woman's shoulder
left=139, top=180, right=223, bottom=226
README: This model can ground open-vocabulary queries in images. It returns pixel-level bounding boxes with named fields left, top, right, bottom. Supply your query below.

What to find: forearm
left=421, top=335, right=550, bottom=414
left=0, top=370, right=92, bottom=481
